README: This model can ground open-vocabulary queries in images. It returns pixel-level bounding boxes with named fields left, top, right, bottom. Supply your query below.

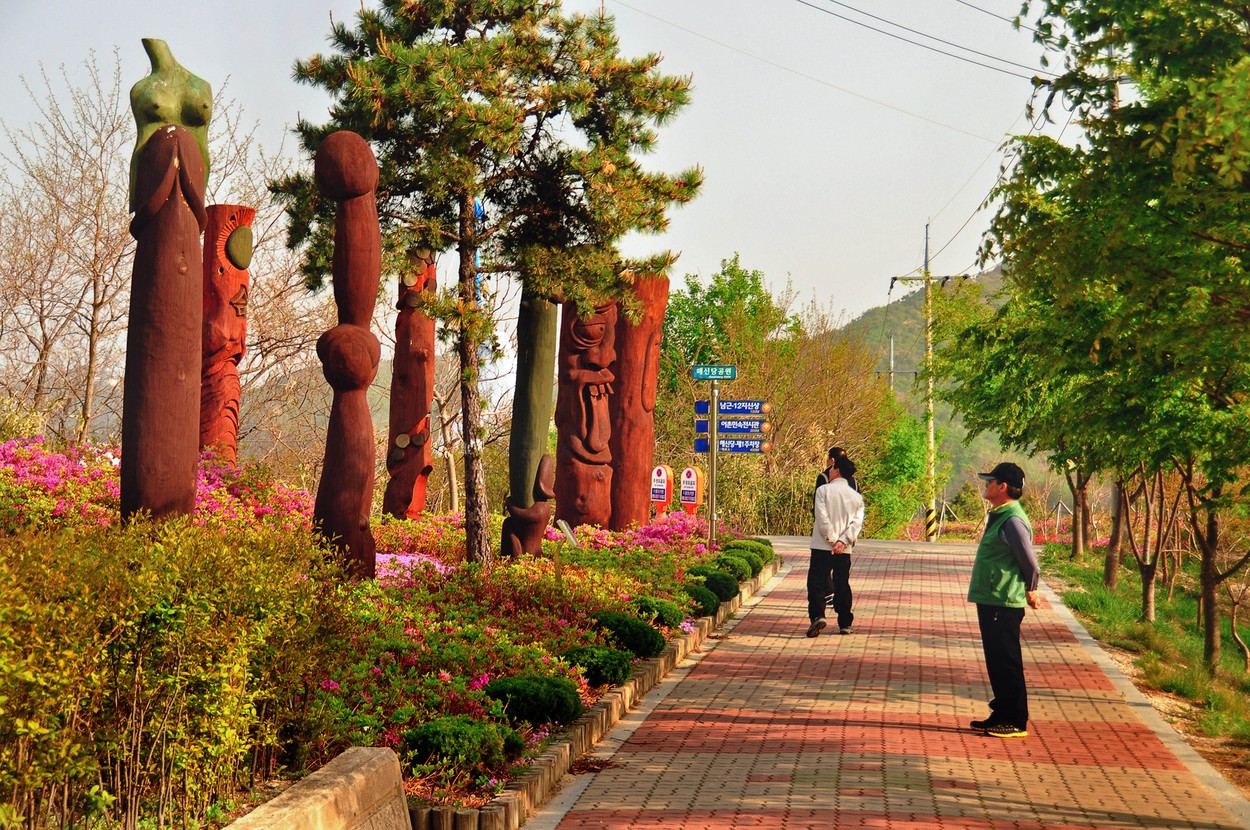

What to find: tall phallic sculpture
left=120, top=39, right=211, bottom=521
left=502, top=287, right=559, bottom=554
left=383, top=250, right=437, bottom=518
left=554, top=301, right=618, bottom=529
left=608, top=275, right=670, bottom=530
left=200, top=204, right=254, bottom=466
left=312, top=131, right=382, bottom=578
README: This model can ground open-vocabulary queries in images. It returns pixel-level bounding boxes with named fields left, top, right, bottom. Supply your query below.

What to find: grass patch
left=1039, top=543, right=1250, bottom=744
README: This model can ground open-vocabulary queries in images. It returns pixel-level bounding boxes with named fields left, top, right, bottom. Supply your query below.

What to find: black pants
left=808, top=549, right=853, bottom=628
left=976, top=603, right=1028, bottom=727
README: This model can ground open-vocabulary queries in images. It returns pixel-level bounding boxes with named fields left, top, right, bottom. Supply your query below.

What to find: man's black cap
left=977, top=461, right=1024, bottom=489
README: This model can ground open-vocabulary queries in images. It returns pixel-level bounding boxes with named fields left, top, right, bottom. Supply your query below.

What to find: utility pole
left=890, top=224, right=967, bottom=543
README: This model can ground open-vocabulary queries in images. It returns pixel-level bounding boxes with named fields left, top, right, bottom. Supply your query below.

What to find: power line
left=610, top=0, right=1002, bottom=144
left=949, top=0, right=1039, bottom=34
left=792, top=0, right=1050, bottom=81
left=812, top=0, right=1055, bottom=78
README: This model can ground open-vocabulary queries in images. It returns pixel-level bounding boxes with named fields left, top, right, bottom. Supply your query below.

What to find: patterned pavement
left=528, top=537, right=1250, bottom=830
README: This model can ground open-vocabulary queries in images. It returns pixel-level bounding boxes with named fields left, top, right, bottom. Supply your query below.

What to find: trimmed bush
left=632, top=596, right=684, bottom=628
left=723, top=539, right=773, bottom=563
left=683, top=583, right=721, bottom=617
left=562, top=645, right=633, bottom=687
left=686, top=566, right=739, bottom=601
left=402, top=715, right=524, bottom=771
left=712, top=555, right=751, bottom=583
left=590, top=610, right=666, bottom=658
left=483, top=675, right=583, bottom=726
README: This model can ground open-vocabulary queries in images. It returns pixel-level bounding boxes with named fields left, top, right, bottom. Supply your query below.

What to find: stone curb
left=406, top=554, right=783, bottom=830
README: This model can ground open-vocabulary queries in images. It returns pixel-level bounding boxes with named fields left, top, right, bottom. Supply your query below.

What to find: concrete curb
left=407, top=553, right=784, bottom=830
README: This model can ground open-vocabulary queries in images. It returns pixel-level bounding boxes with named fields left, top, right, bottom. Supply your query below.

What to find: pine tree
left=274, top=0, right=701, bottom=562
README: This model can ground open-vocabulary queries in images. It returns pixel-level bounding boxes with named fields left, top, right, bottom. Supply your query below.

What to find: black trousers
left=807, top=549, right=853, bottom=628
left=976, top=603, right=1028, bottom=726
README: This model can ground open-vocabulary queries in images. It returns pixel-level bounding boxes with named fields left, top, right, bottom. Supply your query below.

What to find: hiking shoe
left=969, top=716, right=1000, bottom=730
left=839, top=626, right=852, bottom=635
left=805, top=618, right=827, bottom=638
left=984, top=723, right=1027, bottom=738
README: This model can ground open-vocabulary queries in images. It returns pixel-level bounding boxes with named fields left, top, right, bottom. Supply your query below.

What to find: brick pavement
left=528, top=537, right=1250, bottom=830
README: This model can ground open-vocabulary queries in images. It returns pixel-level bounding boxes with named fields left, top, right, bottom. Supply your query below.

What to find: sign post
left=650, top=464, right=674, bottom=518
left=691, top=365, right=735, bottom=547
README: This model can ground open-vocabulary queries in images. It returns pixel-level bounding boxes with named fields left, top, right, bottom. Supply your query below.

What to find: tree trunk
left=1200, top=508, right=1221, bottom=671
left=1068, top=471, right=1087, bottom=558
left=458, top=192, right=491, bottom=564
left=1140, top=559, right=1157, bottom=623
left=1104, top=479, right=1125, bottom=589
left=1230, top=599, right=1250, bottom=673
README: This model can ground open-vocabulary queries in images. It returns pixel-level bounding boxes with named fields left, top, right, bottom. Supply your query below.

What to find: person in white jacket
left=807, top=455, right=865, bottom=637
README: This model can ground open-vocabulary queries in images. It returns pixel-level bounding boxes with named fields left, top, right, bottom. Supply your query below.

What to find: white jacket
left=810, top=478, right=865, bottom=551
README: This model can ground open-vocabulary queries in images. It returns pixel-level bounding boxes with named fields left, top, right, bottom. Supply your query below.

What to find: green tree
left=275, top=1, right=701, bottom=562
left=972, top=0, right=1250, bottom=667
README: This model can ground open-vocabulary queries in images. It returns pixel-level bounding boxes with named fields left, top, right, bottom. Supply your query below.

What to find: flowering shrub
left=0, top=436, right=736, bottom=820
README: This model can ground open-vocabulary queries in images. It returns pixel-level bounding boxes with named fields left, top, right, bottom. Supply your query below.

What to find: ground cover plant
left=1039, top=543, right=1250, bottom=745
left=0, top=437, right=756, bottom=827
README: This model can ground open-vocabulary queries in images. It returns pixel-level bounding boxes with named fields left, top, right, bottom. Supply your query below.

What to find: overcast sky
left=0, top=0, right=1061, bottom=319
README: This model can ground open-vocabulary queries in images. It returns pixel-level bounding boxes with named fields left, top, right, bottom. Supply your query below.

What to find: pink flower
left=320, top=679, right=341, bottom=692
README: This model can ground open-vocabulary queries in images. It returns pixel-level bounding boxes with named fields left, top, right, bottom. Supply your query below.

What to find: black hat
left=978, top=462, right=1024, bottom=490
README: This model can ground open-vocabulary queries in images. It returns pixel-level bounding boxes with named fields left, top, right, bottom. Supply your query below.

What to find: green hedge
left=0, top=519, right=340, bottom=829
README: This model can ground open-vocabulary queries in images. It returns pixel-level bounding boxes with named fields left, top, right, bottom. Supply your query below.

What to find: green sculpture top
left=129, top=38, right=212, bottom=211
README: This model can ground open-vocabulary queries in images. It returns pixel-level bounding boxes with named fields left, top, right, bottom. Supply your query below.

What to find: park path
left=526, top=536, right=1250, bottom=830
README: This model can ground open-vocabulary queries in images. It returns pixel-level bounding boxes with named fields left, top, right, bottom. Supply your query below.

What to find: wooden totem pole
left=312, top=131, right=382, bottom=578
left=383, top=250, right=437, bottom=518
left=501, top=287, right=559, bottom=555
left=608, top=275, right=670, bottom=530
left=121, top=39, right=211, bottom=521
left=200, top=204, right=254, bottom=466
left=554, top=301, right=618, bottom=529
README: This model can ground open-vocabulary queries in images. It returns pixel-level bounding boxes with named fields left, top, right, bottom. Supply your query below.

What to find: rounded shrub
left=683, top=583, right=720, bottom=617
left=686, top=566, right=739, bottom=601
left=723, top=539, right=773, bottom=563
left=402, top=715, right=524, bottom=771
left=632, top=596, right=685, bottom=628
left=562, top=645, right=633, bottom=687
left=483, top=675, right=583, bottom=726
left=591, top=610, right=666, bottom=658
left=712, top=554, right=751, bottom=583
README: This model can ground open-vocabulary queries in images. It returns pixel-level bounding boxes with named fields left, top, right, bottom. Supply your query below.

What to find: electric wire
left=792, top=0, right=1045, bottom=81
left=610, top=0, right=1002, bottom=144
left=813, top=0, right=1055, bottom=78
left=949, top=0, right=1039, bottom=34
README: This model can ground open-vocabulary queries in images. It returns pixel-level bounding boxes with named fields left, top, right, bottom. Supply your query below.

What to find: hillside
left=840, top=266, right=1037, bottom=502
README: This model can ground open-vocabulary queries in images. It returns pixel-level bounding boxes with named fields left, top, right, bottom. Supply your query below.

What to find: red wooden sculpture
left=608, top=275, right=670, bottom=530
left=121, top=125, right=207, bottom=521
left=312, top=131, right=382, bottom=578
left=554, top=301, right=618, bottom=529
left=383, top=250, right=437, bottom=518
left=200, top=204, right=254, bottom=466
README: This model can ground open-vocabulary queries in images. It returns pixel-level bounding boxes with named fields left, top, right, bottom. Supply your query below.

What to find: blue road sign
left=695, top=419, right=772, bottom=435
left=695, top=437, right=772, bottom=453
left=695, top=400, right=771, bottom=416
left=692, top=364, right=737, bottom=381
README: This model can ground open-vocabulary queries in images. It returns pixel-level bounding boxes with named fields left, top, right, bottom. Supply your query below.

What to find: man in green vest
left=968, top=461, right=1040, bottom=738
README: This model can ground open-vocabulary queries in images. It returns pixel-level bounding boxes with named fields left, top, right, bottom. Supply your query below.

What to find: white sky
left=0, top=0, right=1062, bottom=318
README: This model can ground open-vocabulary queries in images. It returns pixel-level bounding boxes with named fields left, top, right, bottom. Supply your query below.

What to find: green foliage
left=859, top=408, right=928, bottom=539
left=947, top=481, right=985, bottom=524
left=401, top=715, right=524, bottom=773
left=723, top=538, right=773, bottom=564
left=483, top=676, right=583, bottom=727
left=682, top=584, right=721, bottom=617
left=631, top=596, right=685, bottom=628
left=561, top=646, right=633, bottom=687
left=590, top=610, right=666, bottom=659
left=712, top=554, right=752, bottom=583
left=0, top=518, right=340, bottom=828
left=686, top=567, right=739, bottom=602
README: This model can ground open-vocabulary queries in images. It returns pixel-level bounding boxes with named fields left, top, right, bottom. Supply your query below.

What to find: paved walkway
left=529, top=537, right=1250, bottom=829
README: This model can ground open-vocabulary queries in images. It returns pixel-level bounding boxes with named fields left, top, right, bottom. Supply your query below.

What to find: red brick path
left=531, top=538, right=1250, bottom=830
